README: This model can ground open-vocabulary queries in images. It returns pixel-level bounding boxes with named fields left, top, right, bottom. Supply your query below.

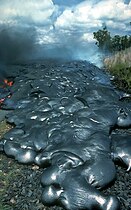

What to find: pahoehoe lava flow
left=0, top=60, right=131, bottom=210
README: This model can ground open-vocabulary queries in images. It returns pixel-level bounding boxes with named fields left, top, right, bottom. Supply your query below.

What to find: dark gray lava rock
left=0, top=60, right=131, bottom=210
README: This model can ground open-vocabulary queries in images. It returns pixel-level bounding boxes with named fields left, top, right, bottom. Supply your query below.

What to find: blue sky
left=53, top=0, right=84, bottom=6
left=0, top=0, right=130, bottom=37
left=0, top=0, right=131, bottom=64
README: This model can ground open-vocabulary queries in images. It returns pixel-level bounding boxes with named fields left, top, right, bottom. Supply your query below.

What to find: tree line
left=93, top=26, right=131, bottom=52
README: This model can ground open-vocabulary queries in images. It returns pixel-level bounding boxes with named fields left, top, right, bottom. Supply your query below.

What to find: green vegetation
left=93, top=26, right=131, bottom=52
left=93, top=26, right=131, bottom=92
left=0, top=152, right=23, bottom=210
left=0, top=204, right=11, bottom=210
left=103, top=47, right=131, bottom=92
left=0, top=122, right=13, bottom=210
left=0, top=120, right=12, bottom=139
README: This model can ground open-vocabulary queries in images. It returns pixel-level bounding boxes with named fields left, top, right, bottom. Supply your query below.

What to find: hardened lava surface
left=0, top=61, right=131, bottom=210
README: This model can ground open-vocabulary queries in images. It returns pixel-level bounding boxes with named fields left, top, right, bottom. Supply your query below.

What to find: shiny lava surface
left=0, top=60, right=131, bottom=210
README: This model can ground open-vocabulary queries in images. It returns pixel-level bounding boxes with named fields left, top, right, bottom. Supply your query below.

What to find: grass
left=103, top=47, right=131, bottom=93
left=0, top=121, right=13, bottom=210
left=0, top=204, right=11, bottom=210
left=0, top=121, right=12, bottom=139
left=0, top=152, right=25, bottom=210
left=0, top=121, right=40, bottom=210
left=0, top=153, right=23, bottom=210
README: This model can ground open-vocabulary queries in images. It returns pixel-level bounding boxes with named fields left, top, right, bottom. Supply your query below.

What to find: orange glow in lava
left=4, top=79, right=13, bottom=87
left=0, top=79, right=13, bottom=106
left=0, top=98, right=5, bottom=103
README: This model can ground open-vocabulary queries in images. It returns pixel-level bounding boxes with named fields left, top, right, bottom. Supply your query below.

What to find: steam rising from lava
left=0, top=24, right=102, bottom=67
left=0, top=0, right=130, bottom=66
left=0, top=25, right=37, bottom=64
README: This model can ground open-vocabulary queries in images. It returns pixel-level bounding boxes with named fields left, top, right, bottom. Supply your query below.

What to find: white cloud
left=0, top=0, right=56, bottom=25
left=0, top=0, right=131, bottom=65
left=0, top=0, right=130, bottom=41
left=55, top=0, right=131, bottom=37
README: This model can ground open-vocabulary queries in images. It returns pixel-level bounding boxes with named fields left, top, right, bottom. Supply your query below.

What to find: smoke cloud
left=0, top=0, right=130, bottom=66
left=0, top=25, right=37, bottom=64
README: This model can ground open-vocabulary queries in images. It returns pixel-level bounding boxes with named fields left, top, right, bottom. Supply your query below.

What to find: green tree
left=111, top=35, right=121, bottom=51
left=93, top=26, right=131, bottom=52
left=93, top=26, right=112, bottom=51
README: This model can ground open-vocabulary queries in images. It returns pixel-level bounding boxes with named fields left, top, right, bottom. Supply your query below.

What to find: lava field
left=0, top=60, right=131, bottom=210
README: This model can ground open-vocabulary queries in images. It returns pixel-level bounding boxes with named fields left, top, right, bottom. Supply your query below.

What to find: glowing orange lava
left=3, top=79, right=13, bottom=87
left=0, top=79, right=13, bottom=106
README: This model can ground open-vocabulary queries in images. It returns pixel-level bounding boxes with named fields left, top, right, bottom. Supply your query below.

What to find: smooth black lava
left=0, top=60, right=131, bottom=210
